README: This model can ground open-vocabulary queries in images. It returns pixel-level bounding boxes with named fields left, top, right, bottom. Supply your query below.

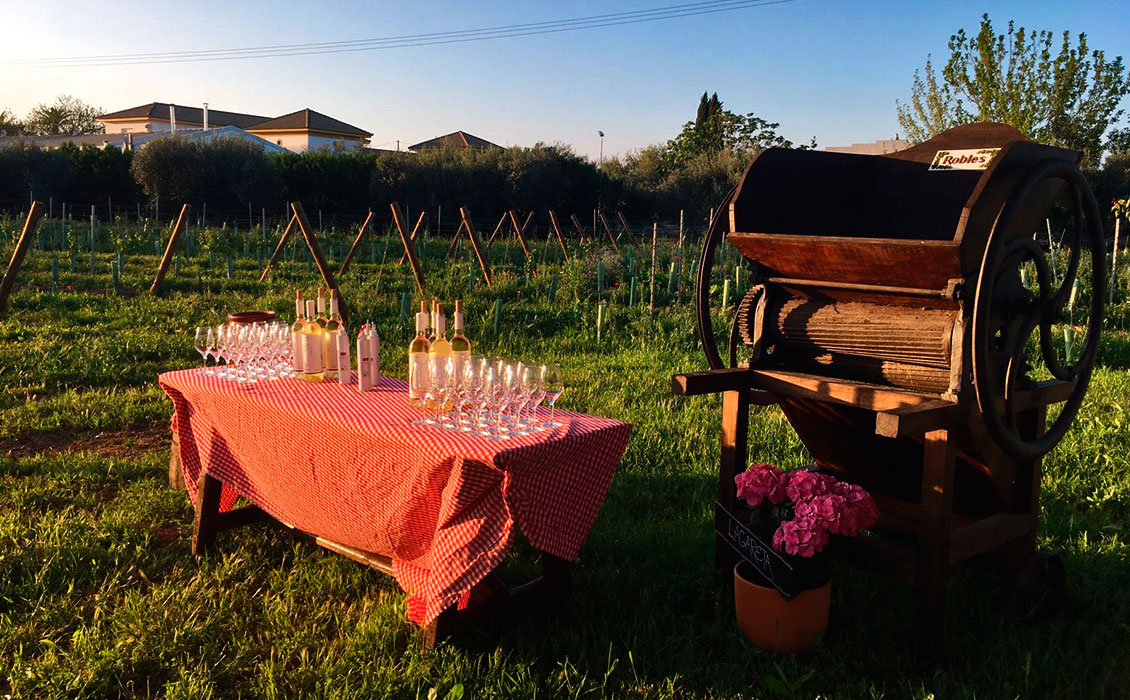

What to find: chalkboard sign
left=715, top=501, right=797, bottom=599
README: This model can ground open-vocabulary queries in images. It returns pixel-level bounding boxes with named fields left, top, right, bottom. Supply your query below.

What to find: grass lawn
left=1, top=237, right=1128, bottom=699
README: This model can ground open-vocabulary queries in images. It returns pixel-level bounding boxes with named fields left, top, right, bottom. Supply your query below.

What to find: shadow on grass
left=436, top=470, right=1130, bottom=698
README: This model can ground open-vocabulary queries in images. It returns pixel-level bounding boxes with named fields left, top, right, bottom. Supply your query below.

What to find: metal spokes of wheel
left=972, top=158, right=1106, bottom=461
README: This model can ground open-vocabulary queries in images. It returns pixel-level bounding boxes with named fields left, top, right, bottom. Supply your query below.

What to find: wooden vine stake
left=445, top=220, right=468, bottom=258
left=458, top=207, right=493, bottom=286
left=0, top=201, right=46, bottom=318
left=150, top=203, right=192, bottom=295
left=337, top=210, right=374, bottom=277
left=616, top=211, right=634, bottom=243
left=570, top=213, right=586, bottom=239
left=598, top=212, right=620, bottom=251
left=390, top=202, right=428, bottom=295
left=485, top=213, right=509, bottom=248
left=507, top=210, right=532, bottom=259
left=291, top=201, right=350, bottom=325
left=259, top=213, right=297, bottom=282
left=396, top=211, right=428, bottom=265
left=547, top=210, right=571, bottom=263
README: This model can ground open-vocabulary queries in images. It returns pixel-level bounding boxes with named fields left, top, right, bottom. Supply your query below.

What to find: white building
left=96, top=103, right=372, bottom=153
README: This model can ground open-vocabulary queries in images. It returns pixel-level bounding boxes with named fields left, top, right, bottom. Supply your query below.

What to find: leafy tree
left=1108, top=126, right=1130, bottom=157
left=0, top=109, right=22, bottom=137
left=665, top=92, right=795, bottom=170
left=24, top=95, right=103, bottom=136
left=897, top=14, right=1130, bottom=165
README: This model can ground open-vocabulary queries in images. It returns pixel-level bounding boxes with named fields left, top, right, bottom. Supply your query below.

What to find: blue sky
left=1, top=0, right=1128, bottom=158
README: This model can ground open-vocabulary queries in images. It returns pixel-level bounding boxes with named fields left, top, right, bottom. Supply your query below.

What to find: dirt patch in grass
left=0, top=421, right=169, bottom=459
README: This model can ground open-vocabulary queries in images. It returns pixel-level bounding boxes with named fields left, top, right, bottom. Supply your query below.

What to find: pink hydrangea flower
left=734, top=462, right=786, bottom=507
left=739, top=461, right=881, bottom=558
left=782, top=470, right=833, bottom=503
left=772, top=517, right=830, bottom=557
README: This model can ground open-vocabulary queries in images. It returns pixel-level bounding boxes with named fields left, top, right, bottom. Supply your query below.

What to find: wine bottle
left=322, top=290, right=342, bottom=381
left=426, top=299, right=438, bottom=344
left=291, top=290, right=306, bottom=376
left=301, top=299, right=324, bottom=382
left=430, top=303, right=452, bottom=358
left=357, top=324, right=373, bottom=391
left=315, top=287, right=328, bottom=329
left=336, top=327, right=351, bottom=386
left=451, top=299, right=471, bottom=377
left=408, top=301, right=430, bottom=407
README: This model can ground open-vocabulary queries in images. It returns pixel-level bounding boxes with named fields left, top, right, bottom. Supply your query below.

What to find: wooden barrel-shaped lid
left=227, top=310, right=277, bottom=324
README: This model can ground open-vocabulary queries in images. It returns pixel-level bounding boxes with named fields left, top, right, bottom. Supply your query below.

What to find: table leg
left=169, top=430, right=186, bottom=490
left=192, top=471, right=223, bottom=556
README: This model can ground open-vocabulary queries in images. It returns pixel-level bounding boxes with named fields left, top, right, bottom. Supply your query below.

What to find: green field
left=1, top=226, right=1128, bottom=699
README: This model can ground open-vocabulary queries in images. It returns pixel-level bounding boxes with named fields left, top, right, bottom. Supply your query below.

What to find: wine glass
left=461, top=356, right=483, bottom=433
left=194, top=326, right=213, bottom=373
left=517, top=365, right=541, bottom=434
left=428, top=355, right=450, bottom=426
left=214, top=324, right=230, bottom=378
left=480, top=363, right=503, bottom=439
left=541, top=363, right=564, bottom=428
left=410, top=355, right=433, bottom=425
left=439, top=356, right=460, bottom=429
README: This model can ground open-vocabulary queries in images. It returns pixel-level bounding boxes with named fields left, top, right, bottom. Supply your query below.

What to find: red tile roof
left=97, top=102, right=269, bottom=129
left=247, top=109, right=371, bottom=137
left=409, top=131, right=501, bottom=151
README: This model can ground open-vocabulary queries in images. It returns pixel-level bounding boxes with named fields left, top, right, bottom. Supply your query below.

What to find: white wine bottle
left=430, top=302, right=452, bottom=359
left=315, top=287, right=328, bottom=329
left=408, top=301, right=430, bottom=408
left=426, top=299, right=438, bottom=344
left=291, top=290, right=306, bottom=377
left=301, top=299, right=324, bottom=382
left=451, top=299, right=471, bottom=377
left=322, top=289, right=342, bottom=381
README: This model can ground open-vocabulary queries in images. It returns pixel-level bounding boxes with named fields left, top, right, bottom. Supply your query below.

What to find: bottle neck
left=453, top=312, right=463, bottom=333
left=306, top=300, right=316, bottom=319
left=415, top=312, right=428, bottom=335
left=435, top=316, right=446, bottom=338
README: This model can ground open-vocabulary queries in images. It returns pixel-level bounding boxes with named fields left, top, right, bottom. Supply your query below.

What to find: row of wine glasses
left=194, top=322, right=293, bottom=382
left=410, top=355, right=564, bottom=440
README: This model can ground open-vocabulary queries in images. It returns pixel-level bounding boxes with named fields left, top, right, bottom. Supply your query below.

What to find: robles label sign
left=929, top=148, right=1000, bottom=171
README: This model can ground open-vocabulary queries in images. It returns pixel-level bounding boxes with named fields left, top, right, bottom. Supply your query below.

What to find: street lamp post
left=598, top=130, right=605, bottom=167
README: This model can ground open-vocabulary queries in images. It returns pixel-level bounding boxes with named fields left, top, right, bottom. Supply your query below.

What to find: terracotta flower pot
left=733, top=561, right=831, bottom=654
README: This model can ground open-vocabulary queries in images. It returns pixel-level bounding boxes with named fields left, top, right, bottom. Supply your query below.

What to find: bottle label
left=337, top=331, right=351, bottom=385
left=323, top=330, right=338, bottom=371
left=408, top=353, right=429, bottom=398
left=292, top=333, right=304, bottom=373
left=358, top=338, right=372, bottom=391
left=303, top=333, right=323, bottom=373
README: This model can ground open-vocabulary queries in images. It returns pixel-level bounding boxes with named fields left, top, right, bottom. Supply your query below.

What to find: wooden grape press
left=673, top=123, right=1106, bottom=661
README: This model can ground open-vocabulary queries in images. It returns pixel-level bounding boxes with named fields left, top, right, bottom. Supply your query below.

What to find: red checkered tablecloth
left=159, top=369, right=632, bottom=625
